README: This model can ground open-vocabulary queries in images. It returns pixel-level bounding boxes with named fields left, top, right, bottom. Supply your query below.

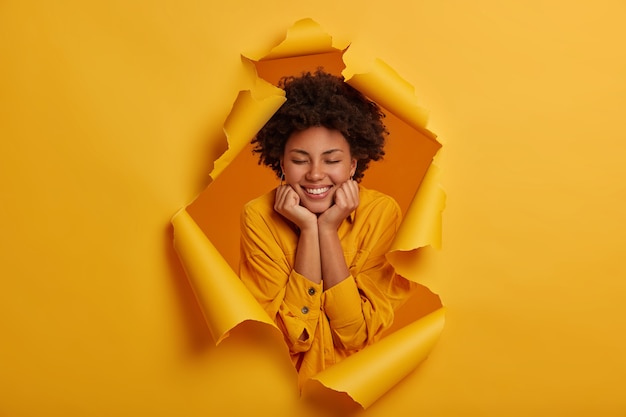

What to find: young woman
left=239, top=70, right=414, bottom=385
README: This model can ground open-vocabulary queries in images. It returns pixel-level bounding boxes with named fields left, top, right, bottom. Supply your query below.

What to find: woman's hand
left=274, top=185, right=317, bottom=230
left=318, top=180, right=360, bottom=231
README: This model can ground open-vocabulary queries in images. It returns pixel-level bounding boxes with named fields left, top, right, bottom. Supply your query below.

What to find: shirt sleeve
left=239, top=202, right=322, bottom=353
left=323, top=196, right=414, bottom=351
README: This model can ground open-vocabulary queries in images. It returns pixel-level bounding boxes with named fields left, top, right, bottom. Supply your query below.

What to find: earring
left=280, top=172, right=285, bottom=186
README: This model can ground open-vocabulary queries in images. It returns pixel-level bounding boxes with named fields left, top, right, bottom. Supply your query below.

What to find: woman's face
left=281, top=126, right=356, bottom=214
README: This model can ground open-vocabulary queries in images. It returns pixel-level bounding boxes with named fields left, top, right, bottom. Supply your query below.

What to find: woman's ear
left=350, top=159, right=357, bottom=178
left=279, top=158, right=285, bottom=184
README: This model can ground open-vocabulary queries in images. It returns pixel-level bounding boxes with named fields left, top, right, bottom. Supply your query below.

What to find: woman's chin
left=301, top=200, right=332, bottom=214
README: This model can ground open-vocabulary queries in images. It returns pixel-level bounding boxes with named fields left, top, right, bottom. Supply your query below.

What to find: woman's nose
left=306, top=162, right=324, bottom=180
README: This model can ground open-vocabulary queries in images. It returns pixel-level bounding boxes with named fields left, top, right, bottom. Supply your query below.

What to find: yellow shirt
left=239, top=185, right=414, bottom=386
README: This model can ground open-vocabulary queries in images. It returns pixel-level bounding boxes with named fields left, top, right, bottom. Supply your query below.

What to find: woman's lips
left=302, top=185, right=331, bottom=199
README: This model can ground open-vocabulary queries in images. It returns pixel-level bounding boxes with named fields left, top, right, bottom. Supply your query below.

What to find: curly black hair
left=251, top=69, right=387, bottom=182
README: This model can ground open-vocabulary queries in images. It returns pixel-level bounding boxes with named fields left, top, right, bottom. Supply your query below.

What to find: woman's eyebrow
left=288, top=148, right=344, bottom=156
left=288, top=149, right=309, bottom=156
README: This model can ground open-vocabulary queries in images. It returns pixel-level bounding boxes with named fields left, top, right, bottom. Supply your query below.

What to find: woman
left=239, top=70, right=414, bottom=385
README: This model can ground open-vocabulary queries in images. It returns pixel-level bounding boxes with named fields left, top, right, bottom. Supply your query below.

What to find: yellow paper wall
left=1, top=1, right=625, bottom=416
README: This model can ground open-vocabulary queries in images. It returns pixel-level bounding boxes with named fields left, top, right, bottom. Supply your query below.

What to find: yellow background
left=1, top=1, right=625, bottom=416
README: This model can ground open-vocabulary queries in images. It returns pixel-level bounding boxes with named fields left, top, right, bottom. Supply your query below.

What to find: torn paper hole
left=172, top=17, right=446, bottom=410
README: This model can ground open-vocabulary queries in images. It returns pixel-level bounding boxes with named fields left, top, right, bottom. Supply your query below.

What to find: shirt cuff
left=323, top=277, right=363, bottom=328
left=284, top=270, right=323, bottom=322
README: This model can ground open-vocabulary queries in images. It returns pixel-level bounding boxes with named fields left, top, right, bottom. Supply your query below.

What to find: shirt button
left=301, top=306, right=309, bottom=314
left=308, top=287, right=316, bottom=296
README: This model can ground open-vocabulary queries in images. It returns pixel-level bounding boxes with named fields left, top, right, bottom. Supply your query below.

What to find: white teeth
left=306, top=186, right=330, bottom=195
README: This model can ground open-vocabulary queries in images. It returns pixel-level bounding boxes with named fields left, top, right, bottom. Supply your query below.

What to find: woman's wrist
left=298, top=219, right=319, bottom=234
left=317, top=216, right=344, bottom=235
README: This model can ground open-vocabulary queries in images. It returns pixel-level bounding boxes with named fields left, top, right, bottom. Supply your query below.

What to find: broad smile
left=302, top=185, right=332, bottom=199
